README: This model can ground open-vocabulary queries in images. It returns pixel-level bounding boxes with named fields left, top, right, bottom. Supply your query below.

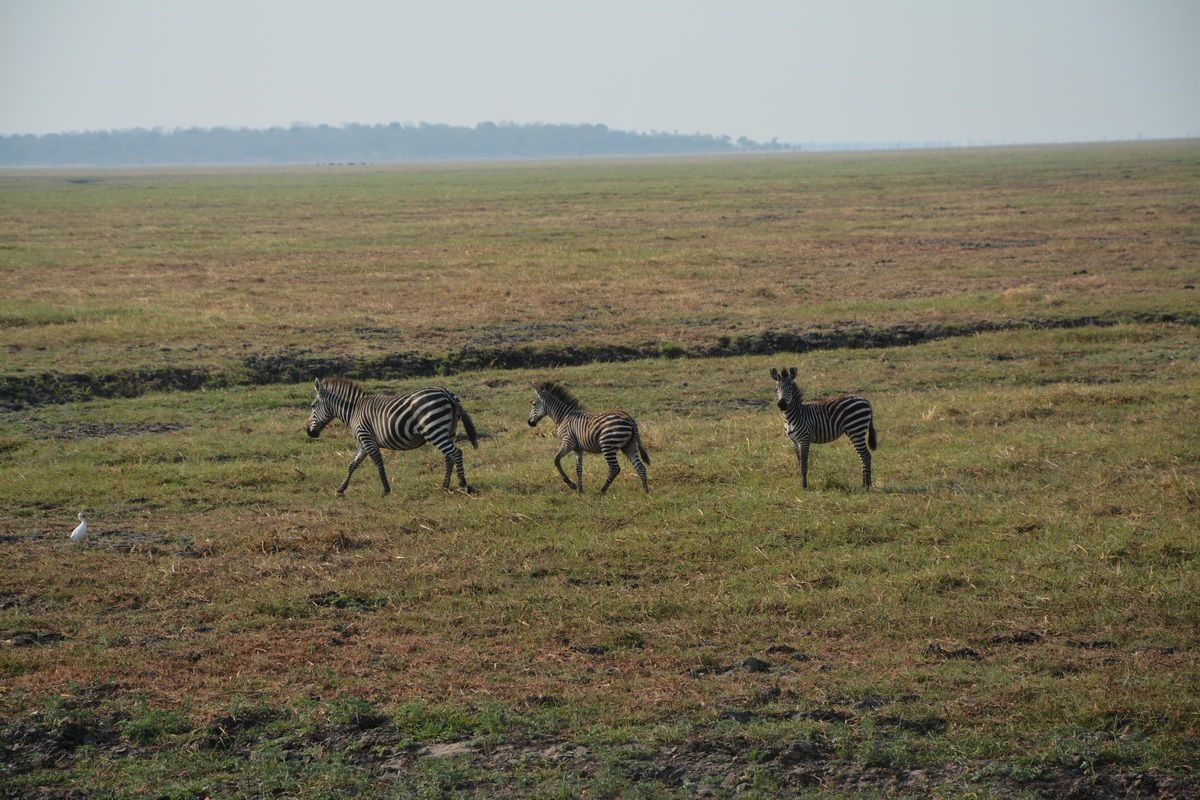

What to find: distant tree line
left=0, top=122, right=789, bottom=166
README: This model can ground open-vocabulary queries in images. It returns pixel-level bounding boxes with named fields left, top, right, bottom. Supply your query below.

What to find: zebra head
left=529, top=381, right=578, bottom=427
left=769, top=366, right=801, bottom=410
left=307, top=378, right=337, bottom=438
left=528, top=383, right=550, bottom=427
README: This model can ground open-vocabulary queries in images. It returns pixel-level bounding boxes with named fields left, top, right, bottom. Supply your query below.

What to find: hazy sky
left=2, top=0, right=1197, bottom=144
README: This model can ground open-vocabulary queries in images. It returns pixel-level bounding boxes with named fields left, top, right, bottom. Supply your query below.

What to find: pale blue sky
left=2, top=0, right=1197, bottom=144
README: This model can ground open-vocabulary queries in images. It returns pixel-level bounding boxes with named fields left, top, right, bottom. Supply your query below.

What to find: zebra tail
left=868, top=421, right=878, bottom=451
left=457, top=401, right=480, bottom=449
left=635, top=424, right=651, bottom=465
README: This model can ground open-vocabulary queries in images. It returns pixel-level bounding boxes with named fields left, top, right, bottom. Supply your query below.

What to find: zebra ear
left=788, top=367, right=798, bottom=380
left=769, top=368, right=781, bottom=380
left=314, top=378, right=322, bottom=390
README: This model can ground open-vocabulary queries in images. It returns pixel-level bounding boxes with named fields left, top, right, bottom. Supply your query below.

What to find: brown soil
left=2, top=690, right=1192, bottom=798
left=2, top=312, right=1192, bottom=411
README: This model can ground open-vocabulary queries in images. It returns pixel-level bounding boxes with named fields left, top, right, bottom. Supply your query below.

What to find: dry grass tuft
left=999, top=284, right=1046, bottom=304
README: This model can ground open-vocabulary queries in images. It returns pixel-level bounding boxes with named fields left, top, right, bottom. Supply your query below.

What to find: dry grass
left=2, top=142, right=1197, bottom=380
left=1, top=144, right=1198, bottom=797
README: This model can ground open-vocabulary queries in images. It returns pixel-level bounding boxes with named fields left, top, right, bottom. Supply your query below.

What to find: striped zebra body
left=307, top=377, right=478, bottom=495
left=528, top=381, right=650, bottom=494
left=770, top=367, right=877, bottom=489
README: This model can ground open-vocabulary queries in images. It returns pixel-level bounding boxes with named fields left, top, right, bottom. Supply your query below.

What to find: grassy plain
left=2, top=142, right=1197, bottom=379
left=1, top=143, right=1199, bottom=797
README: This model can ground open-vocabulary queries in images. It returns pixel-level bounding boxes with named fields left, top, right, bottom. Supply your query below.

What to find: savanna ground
left=1, top=142, right=1198, bottom=798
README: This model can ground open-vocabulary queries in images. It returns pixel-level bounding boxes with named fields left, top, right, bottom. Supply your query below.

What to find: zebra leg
left=445, top=446, right=470, bottom=491
left=553, top=443, right=577, bottom=490
left=426, top=434, right=469, bottom=492
left=340, top=446, right=388, bottom=495
left=599, top=450, right=622, bottom=494
left=453, top=447, right=470, bottom=491
left=624, top=442, right=649, bottom=493
left=338, top=448, right=368, bottom=495
left=576, top=452, right=586, bottom=494
left=798, top=440, right=811, bottom=489
left=421, top=429, right=470, bottom=492
left=851, top=436, right=873, bottom=489
left=369, top=448, right=391, bottom=495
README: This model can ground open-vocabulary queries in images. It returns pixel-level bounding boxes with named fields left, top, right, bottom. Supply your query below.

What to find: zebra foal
left=528, top=381, right=650, bottom=494
left=770, top=366, right=877, bottom=489
left=307, top=377, right=478, bottom=495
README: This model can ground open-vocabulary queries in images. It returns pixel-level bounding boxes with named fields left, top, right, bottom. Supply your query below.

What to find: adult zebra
left=770, top=366, right=877, bottom=489
left=528, top=381, right=650, bottom=494
left=307, top=377, right=479, bottom=495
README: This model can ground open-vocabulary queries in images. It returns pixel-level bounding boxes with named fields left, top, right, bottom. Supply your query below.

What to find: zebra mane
left=535, top=381, right=581, bottom=412
left=317, top=376, right=363, bottom=399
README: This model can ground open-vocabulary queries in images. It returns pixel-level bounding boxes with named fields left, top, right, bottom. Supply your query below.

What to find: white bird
left=70, top=512, right=88, bottom=544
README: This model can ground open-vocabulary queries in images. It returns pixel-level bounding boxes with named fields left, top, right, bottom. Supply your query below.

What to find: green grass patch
left=2, top=328, right=1198, bottom=795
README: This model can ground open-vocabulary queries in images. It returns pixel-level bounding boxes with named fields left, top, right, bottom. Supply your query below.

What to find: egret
left=70, top=512, right=88, bottom=544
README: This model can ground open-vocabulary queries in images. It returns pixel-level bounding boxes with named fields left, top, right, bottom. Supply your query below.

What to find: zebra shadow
left=793, top=477, right=966, bottom=495
left=874, top=481, right=968, bottom=496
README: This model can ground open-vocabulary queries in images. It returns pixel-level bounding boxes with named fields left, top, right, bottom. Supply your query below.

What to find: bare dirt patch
left=25, top=421, right=187, bottom=439
left=3, top=313, right=1192, bottom=410
left=2, top=699, right=1194, bottom=798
